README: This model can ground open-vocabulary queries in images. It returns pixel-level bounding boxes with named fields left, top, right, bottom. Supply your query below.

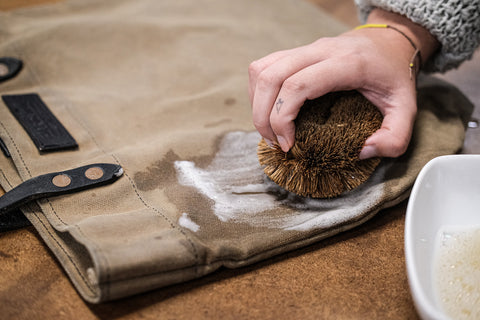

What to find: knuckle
left=282, top=77, right=306, bottom=94
left=311, top=36, right=333, bottom=47
left=252, top=116, right=271, bottom=133
left=269, top=114, right=290, bottom=133
left=248, top=60, right=264, bottom=78
left=271, top=109, right=296, bottom=125
left=388, top=137, right=409, bottom=157
left=255, top=71, right=279, bottom=90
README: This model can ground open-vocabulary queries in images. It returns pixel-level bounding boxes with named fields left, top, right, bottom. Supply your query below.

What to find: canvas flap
left=0, top=0, right=472, bottom=302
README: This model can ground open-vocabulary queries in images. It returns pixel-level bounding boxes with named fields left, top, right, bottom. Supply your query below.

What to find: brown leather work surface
left=1, top=204, right=415, bottom=319
left=0, top=0, right=62, bottom=11
left=1, top=0, right=479, bottom=317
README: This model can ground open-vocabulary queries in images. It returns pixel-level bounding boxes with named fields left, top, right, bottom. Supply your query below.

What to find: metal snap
left=52, top=174, right=72, bottom=187
left=85, top=167, right=104, bottom=180
left=0, top=63, right=9, bottom=77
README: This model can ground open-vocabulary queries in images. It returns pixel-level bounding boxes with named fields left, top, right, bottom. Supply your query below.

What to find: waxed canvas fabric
left=0, top=0, right=473, bottom=303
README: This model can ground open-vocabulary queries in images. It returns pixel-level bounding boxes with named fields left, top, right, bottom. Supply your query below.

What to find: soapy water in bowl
left=434, top=226, right=480, bottom=320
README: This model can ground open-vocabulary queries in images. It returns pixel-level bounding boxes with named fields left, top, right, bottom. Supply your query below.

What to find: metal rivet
left=52, top=174, right=71, bottom=187
left=0, top=63, right=8, bottom=77
left=468, top=119, right=479, bottom=129
left=85, top=167, right=104, bottom=180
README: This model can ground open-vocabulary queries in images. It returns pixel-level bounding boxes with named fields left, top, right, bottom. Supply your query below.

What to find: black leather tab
left=0, top=57, right=23, bottom=83
left=0, top=137, right=11, bottom=157
left=0, top=163, right=123, bottom=216
left=2, top=93, right=78, bottom=153
left=0, top=209, right=31, bottom=232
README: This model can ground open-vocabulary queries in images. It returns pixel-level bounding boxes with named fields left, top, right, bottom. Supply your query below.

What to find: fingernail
left=359, top=145, right=376, bottom=160
left=277, top=136, right=289, bottom=152
left=264, top=138, right=274, bottom=148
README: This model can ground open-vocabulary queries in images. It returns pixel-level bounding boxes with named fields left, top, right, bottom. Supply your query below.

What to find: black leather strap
left=0, top=57, right=23, bottom=83
left=0, top=209, right=31, bottom=232
left=0, top=163, right=123, bottom=217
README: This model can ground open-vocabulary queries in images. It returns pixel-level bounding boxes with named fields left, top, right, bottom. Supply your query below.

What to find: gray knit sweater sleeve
left=354, top=0, right=480, bottom=73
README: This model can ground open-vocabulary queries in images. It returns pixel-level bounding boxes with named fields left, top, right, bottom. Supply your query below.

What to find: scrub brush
left=257, top=91, right=383, bottom=198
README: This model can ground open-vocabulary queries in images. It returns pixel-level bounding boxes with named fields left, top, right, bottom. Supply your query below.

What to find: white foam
left=178, top=212, right=200, bottom=232
left=175, top=131, right=387, bottom=231
left=434, top=227, right=480, bottom=319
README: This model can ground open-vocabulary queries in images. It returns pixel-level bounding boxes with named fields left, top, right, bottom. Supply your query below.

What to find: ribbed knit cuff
left=354, top=0, right=480, bottom=73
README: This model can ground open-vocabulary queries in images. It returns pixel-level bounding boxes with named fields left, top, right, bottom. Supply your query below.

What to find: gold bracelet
left=355, top=24, right=422, bottom=79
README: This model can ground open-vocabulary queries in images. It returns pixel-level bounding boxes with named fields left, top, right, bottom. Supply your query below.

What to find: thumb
left=359, top=105, right=416, bottom=159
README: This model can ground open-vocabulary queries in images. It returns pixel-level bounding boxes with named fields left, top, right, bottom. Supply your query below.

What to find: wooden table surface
left=1, top=1, right=479, bottom=319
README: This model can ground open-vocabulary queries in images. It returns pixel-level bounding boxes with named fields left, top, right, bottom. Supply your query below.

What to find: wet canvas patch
left=175, top=131, right=390, bottom=232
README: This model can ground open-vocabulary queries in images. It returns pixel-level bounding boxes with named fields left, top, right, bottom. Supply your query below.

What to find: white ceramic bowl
left=405, top=155, right=480, bottom=320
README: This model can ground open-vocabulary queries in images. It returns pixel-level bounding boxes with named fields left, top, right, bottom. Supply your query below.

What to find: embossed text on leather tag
left=2, top=93, right=78, bottom=152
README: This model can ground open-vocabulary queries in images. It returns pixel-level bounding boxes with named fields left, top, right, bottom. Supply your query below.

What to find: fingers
left=249, top=40, right=335, bottom=143
left=248, top=39, right=333, bottom=104
left=251, top=49, right=416, bottom=158
left=249, top=29, right=421, bottom=159
left=359, top=94, right=417, bottom=159
left=248, top=50, right=291, bottom=105
left=267, top=56, right=364, bottom=151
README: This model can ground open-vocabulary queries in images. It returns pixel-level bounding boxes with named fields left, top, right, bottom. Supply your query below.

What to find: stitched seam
left=1, top=38, right=102, bottom=299
left=43, top=199, right=69, bottom=226
left=15, top=45, right=117, bottom=298
left=28, top=205, right=97, bottom=296
left=0, top=127, right=96, bottom=296
left=43, top=199, right=108, bottom=294
left=0, top=169, right=14, bottom=188
left=110, top=154, right=201, bottom=266
left=2, top=108, right=92, bottom=282
left=99, top=164, right=201, bottom=295
left=69, top=219, right=110, bottom=300
left=5, top=37, right=201, bottom=298
left=0, top=168, right=96, bottom=294
left=62, top=100, right=201, bottom=298
left=0, top=121, right=33, bottom=178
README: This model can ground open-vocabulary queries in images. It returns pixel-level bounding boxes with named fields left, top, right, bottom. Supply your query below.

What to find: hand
left=248, top=9, right=439, bottom=159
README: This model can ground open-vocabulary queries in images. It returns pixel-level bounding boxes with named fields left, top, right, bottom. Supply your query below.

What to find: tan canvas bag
left=0, top=0, right=473, bottom=302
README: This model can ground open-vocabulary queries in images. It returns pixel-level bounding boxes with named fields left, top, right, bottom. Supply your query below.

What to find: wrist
left=366, top=8, right=439, bottom=66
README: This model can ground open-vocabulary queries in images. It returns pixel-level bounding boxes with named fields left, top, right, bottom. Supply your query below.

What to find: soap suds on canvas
left=178, top=212, right=200, bottom=232
left=175, top=131, right=388, bottom=231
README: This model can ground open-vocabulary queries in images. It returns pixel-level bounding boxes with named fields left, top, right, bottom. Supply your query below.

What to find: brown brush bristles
left=257, top=91, right=383, bottom=198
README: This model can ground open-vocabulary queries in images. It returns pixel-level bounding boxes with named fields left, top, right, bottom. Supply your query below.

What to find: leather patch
left=2, top=93, right=78, bottom=152
left=0, top=57, right=22, bottom=83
